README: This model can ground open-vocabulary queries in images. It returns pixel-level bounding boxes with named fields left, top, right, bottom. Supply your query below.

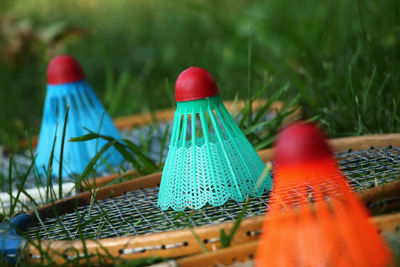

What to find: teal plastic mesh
left=158, top=95, right=272, bottom=211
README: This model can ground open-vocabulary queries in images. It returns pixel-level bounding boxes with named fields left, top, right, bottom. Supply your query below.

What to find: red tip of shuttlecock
left=274, top=122, right=332, bottom=166
left=175, top=67, right=220, bottom=102
left=272, top=122, right=343, bottom=206
left=47, top=55, right=85, bottom=85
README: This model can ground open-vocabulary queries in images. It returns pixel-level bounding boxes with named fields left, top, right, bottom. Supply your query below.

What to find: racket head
left=2, top=134, right=400, bottom=265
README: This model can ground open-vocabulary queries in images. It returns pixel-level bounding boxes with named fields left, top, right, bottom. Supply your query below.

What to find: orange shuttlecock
left=256, top=122, right=392, bottom=267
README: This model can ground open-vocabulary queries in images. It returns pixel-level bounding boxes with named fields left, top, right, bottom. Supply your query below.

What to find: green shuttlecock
left=158, top=67, right=272, bottom=211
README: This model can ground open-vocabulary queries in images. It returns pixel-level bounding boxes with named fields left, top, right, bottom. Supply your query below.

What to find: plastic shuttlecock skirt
left=257, top=192, right=392, bottom=267
left=158, top=95, right=272, bottom=211
left=256, top=157, right=392, bottom=267
left=35, top=81, right=124, bottom=178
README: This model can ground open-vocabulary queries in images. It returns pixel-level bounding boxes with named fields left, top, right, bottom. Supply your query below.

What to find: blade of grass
left=158, top=124, right=170, bottom=166
left=73, top=139, right=117, bottom=189
left=108, top=71, right=131, bottom=115
left=189, top=227, right=208, bottom=253
left=7, top=154, right=13, bottom=217
left=71, top=130, right=157, bottom=172
left=252, top=83, right=289, bottom=125
left=32, top=203, right=48, bottom=232
left=58, top=106, right=70, bottom=199
left=10, top=155, right=36, bottom=214
left=220, top=198, right=250, bottom=248
left=254, top=162, right=272, bottom=191
left=45, top=123, right=59, bottom=203
left=248, top=27, right=253, bottom=128
left=220, top=163, right=272, bottom=248
left=242, top=121, right=271, bottom=136
left=238, top=78, right=272, bottom=128
left=164, top=78, right=175, bottom=108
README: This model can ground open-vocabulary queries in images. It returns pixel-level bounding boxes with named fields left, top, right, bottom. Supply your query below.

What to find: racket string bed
left=140, top=188, right=180, bottom=231
left=25, top=146, right=400, bottom=241
left=339, top=147, right=400, bottom=190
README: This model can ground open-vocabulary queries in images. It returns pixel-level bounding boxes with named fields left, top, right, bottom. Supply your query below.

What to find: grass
left=0, top=0, right=399, bottom=147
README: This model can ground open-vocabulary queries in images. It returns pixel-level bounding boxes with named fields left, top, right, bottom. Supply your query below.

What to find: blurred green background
left=0, top=0, right=399, bottom=146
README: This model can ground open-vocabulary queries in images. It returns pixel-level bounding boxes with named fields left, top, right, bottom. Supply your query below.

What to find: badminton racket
left=1, top=134, right=399, bottom=265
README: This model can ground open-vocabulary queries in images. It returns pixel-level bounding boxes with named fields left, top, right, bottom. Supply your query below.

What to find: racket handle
left=0, top=214, right=31, bottom=264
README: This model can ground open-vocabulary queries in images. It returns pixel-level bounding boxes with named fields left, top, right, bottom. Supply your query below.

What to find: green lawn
left=0, top=0, right=399, bottom=147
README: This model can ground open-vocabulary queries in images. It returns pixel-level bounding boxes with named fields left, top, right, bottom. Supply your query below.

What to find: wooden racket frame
left=177, top=211, right=400, bottom=267
left=24, top=133, right=400, bottom=264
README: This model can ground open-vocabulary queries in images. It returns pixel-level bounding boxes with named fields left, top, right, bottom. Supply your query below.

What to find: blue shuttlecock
left=158, top=67, right=272, bottom=211
left=35, top=55, right=124, bottom=178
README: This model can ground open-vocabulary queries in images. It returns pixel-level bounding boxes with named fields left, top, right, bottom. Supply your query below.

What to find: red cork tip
left=274, top=122, right=332, bottom=166
left=175, top=67, right=220, bottom=102
left=47, top=55, right=85, bottom=85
